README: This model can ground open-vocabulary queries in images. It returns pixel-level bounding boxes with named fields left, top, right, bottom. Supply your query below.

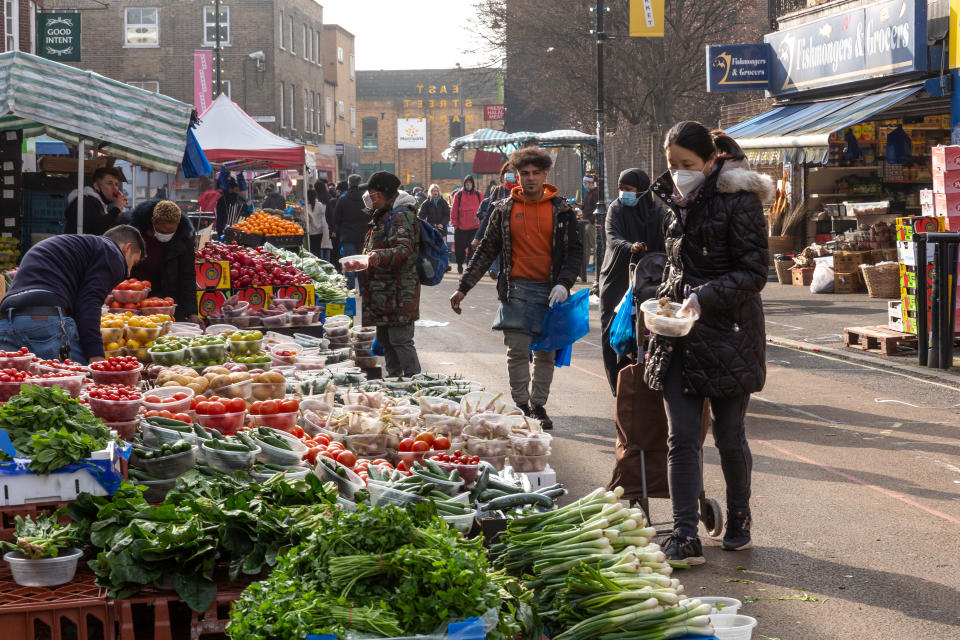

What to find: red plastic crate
left=0, top=502, right=67, bottom=542
left=0, top=566, right=113, bottom=640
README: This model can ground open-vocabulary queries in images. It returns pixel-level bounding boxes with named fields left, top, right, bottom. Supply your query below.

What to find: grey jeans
left=503, top=331, right=555, bottom=406
left=661, top=354, right=752, bottom=539
left=376, top=323, right=421, bottom=377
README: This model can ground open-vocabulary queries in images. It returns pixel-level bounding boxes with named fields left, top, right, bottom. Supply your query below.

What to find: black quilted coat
left=644, top=158, right=772, bottom=398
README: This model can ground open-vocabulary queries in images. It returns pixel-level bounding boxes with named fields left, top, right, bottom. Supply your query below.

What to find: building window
left=361, top=117, right=378, bottom=151
left=325, top=97, right=332, bottom=126
left=314, top=31, right=320, bottom=65
left=279, top=82, right=285, bottom=128
left=337, top=46, right=344, bottom=63
left=125, top=8, right=159, bottom=46
left=349, top=106, right=355, bottom=133
left=28, top=1, right=36, bottom=54
left=278, top=10, right=284, bottom=49
left=4, top=0, right=18, bottom=51
left=289, top=17, right=294, bottom=54
left=349, top=54, right=355, bottom=81
left=309, top=91, right=315, bottom=134
left=449, top=120, right=464, bottom=141
left=203, top=6, right=230, bottom=46
left=290, top=84, right=296, bottom=130
left=316, top=92, right=323, bottom=133
left=304, top=88, right=310, bottom=133
left=307, top=27, right=313, bottom=61
left=302, top=25, right=308, bottom=60
left=337, top=100, right=344, bottom=119
left=128, top=81, right=160, bottom=93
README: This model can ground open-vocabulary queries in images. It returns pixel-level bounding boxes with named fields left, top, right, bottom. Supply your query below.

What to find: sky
left=320, top=0, right=490, bottom=70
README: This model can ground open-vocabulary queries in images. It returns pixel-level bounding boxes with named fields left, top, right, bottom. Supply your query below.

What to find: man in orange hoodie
left=450, top=148, right=583, bottom=430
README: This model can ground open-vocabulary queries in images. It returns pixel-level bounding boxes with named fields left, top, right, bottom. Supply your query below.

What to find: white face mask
left=153, top=227, right=175, bottom=243
left=362, top=191, right=374, bottom=209
left=670, top=169, right=706, bottom=198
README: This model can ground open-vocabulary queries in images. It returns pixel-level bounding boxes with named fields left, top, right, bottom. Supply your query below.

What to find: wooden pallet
left=844, top=325, right=917, bottom=356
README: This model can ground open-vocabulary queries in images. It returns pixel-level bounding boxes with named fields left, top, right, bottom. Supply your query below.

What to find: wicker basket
left=860, top=262, right=900, bottom=298
left=774, top=258, right=795, bottom=284
left=767, top=235, right=797, bottom=265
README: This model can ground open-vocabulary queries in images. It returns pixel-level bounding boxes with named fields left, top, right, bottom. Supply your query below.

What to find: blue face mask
left=504, top=172, right=515, bottom=183
left=619, top=190, right=638, bottom=207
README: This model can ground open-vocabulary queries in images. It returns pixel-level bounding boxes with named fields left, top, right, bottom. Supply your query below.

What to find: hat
left=360, top=171, right=401, bottom=196
left=618, top=168, right=650, bottom=192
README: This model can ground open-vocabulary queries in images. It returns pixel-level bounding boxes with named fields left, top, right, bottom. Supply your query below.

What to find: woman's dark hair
left=664, top=120, right=745, bottom=162
left=315, top=181, right=331, bottom=204
left=307, top=189, right=317, bottom=207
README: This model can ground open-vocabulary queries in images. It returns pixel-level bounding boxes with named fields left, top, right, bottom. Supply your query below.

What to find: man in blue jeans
left=0, top=226, right=144, bottom=363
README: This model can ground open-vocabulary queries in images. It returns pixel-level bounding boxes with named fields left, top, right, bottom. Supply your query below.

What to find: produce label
left=232, top=286, right=273, bottom=310
left=195, top=260, right=231, bottom=290
left=197, top=289, right=228, bottom=318
left=274, top=284, right=315, bottom=307
left=320, top=303, right=344, bottom=322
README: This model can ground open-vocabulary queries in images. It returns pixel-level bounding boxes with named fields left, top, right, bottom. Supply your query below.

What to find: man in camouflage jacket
left=360, top=171, right=422, bottom=377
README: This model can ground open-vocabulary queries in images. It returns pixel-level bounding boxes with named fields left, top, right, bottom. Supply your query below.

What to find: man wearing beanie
left=359, top=171, right=422, bottom=377
left=331, top=174, right=369, bottom=289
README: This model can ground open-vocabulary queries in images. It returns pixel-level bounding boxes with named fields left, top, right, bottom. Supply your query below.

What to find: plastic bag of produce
left=609, top=285, right=636, bottom=356
left=810, top=256, right=834, bottom=294
left=531, top=288, right=590, bottom=352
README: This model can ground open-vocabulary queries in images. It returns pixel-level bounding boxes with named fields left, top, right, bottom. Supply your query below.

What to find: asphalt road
left=411, top=274, right=960, bottom=640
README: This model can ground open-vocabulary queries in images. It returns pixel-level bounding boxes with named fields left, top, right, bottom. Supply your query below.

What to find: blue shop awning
left=726, top=86, right=924, bottom=164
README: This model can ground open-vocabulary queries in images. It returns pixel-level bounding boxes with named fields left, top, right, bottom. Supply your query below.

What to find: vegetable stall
left=0, top=311, right=747, bottom=639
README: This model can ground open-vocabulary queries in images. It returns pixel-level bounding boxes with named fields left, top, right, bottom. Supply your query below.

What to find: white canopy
left=193, top=95, right=305, bottom=169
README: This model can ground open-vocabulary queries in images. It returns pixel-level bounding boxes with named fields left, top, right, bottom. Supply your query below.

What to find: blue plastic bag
left=609, top=285, right=636, bottom=356
left=530, top=288, right=590, bottom=352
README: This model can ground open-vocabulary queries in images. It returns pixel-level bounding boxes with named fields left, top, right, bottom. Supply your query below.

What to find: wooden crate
left=844, top=325, right=918, bottom=356
left=791, top=267, right=815, bottom=286
left=834, top=271, right=865, bottom=294
left=833, top=250, right=874, bottom=273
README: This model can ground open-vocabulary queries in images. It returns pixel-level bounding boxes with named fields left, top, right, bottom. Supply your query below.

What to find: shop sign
left=335, top=143, right=345, bottom=156
left=194, top=50, right=213, bottom=113
left=362, top=138, right=378, bottom=152
left=37, top=12, right=81, bottom=62
left=628, top=0, right=664, bottom=38
left=397, top=118, right=427, bottom=149
left=764, top=0, right=926, bottom=96
left=706, top=44, right=770, bottom=92
left=483, top=104, right=505, bottom=120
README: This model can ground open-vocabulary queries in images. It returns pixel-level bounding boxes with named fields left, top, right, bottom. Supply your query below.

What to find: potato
left=161, top=380, right=183, bottom=388
left=171, top=375, right=193, bottom=386
left=256, top=371, right=285, bottom=383
left=191, top=377, right=210, bottom=392
left=156, top=370, right=178, bottom=386
left=228, top=371, right=251, bottom=384
left=187, top=381, right=207, bottom=395
left=206, top=366, right=231, bottom=376
left=209, top=374, right=232, bottom=390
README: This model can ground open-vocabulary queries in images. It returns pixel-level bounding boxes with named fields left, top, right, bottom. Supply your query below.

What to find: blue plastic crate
left=23, top=191, right=68, bottom=223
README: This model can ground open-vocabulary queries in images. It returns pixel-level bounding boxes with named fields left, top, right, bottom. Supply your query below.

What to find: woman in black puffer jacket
left=645, top=122, right=772, bottom=566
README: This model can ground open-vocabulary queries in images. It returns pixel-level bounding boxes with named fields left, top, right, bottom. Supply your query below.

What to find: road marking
left=879, top=422, right=903, bottom=436
left=766, top=320, right=803, bottom=331
left=875, top=398, right=960, bottom=410
left=914, top=455, right=960, bottom=475
left=753, top=395, right=840, bottom=424
left=756, top=439, right=960, bottom=526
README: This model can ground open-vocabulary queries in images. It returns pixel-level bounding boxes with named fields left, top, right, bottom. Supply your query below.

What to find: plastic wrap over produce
left=306, top=609, right=494, bottom=639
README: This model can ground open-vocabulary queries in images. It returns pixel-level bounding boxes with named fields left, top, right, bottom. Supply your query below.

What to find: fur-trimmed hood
left=715, top=158, right=775, bottom=203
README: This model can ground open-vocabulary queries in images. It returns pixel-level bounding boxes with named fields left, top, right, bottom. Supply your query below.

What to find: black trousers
left=454, top=228, right=475, bottom=267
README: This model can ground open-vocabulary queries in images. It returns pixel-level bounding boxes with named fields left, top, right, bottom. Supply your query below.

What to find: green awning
left=0, top=51, right=193, bottom=173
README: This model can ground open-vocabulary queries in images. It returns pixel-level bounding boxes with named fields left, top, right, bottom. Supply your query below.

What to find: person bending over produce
left=358, top=171, right=422, bottom=377
left=0, top=226, right=144, bottom=363
left=126, top=200, right=202, bottom=324
left=646, top=121, right=771, bottom=566
left=450, top=147, right=582, bottom=430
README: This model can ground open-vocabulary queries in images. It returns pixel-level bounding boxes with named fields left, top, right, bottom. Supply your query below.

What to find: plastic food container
left=325, top=315, right=353, bottom=327
left=339, top=254, right=370, bottom=272
left=368, top=481, right=427, bottom=507
left=189, top=343, right=228, bottom=362
left=140, top=304, right=177, bottom=317
left=709, top=614, right=757, bottom=640
left=149, top=348, right=188, bottom=367
left=106, top=419, right=139, bottom=441
left=430, top=456, right=481, bottom=483
left=126, top=346, right=150, bottom=361
left=252, top=430, right=308, bottom=466
left=478, top=454, right=506, bottom=471
left=90, top=363, right=143, bottom=387
left=101, top=326, right=125, bottom=343
left=249, top=381, right=286, bottom=401
left=125, top=326, right=162, bottom=343
left=350, top=326, right=377, bottom=342
left=195, top=411, right=247, bottom=435
left=223, top=301, right=250, bottom=317
left=202, top=324, right=235, bottom=336
left=442, top=511, right=477, bottom=534
left=0, top=353, right=35, bottom=371
left=344, top=432, right=390, bottom=456
left=250, top=411, right=298, bottom=431
left=293, top=356, right=327, bottom=371
left=315, top=459, right=365, bottom=498
left=227, top=315, right=253, bottom=329
left=30, top=374, right=85, bottom=398
left=4, top=548, right=83, bottom=587
left=229, top=338, right=264, bottom=356
left=640, top=299, right=699, bottom=338
left=508, top=451, right=551, bottom=473
left=142, top=386, right=194, bottom=413
left=137, top=477, right=177, bottom=502
left=141, top=420, right=198, bottom=447
left=352, top=344, right=373, bottom=357
left=112, top=289, right=148, bottom=304
left=424, top=415, right=468, bottom=437
left=201, top=442, right=260, bottom=473
left=323, top=324, right=350, bottom=338
left=272, top=297, right=299, bottom=310
left=251, top=466, right=310, bottom=482
left=508, top=432, right=553, bottom=456
left=464, top=438, right=510, bottom=457
left=87, top=395, right=142, bottom=422
left=290, top=310, right=318, bottom=326
left=460, top=391, right=519, bottom=417
left=209, top=378, right=252, bottom=400
left=138, top=446, right=198, bottom=479
left=419, top=397, right=461, bottom=417
left=411, top=469, right=464, bottom=496
left=262, top=312, right=292, bottom=328
left=699, top=597, right=742, bottom=616
left=269, top=343, right=303, bottom=363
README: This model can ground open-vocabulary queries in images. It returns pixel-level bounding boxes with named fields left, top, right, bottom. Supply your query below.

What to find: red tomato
left=433, top=436, right=451, bottom=451
left=320, top=450, right=338, bottom=460
left=314, top=433, right=330, bottom=446
left=289, top=425, right=305, bottom=438
left=226, top=397, right=246, bottom=413
left=336, top=450, right=357, bottom=467
left=172, top=392, right=189, bottom=401
left=261, top=400, right=279, bottom=415
left=145, top=395, right=161, bottom=404
left=279, top=398, right=299, bottom=413
left=206, top=401, right=227, bottom=415
left=173, top=412, right=192, bottom=423
left=411, top=440, right=430, bottom=452
left=248, top=402, right=261, bottom=415
left=396, top=460, right=409, bottom=472
left=327, top=441, right=344, bottom=452
left=414, top=432, right=435, bottom=446
left=398, top=438, right=415, bottom=452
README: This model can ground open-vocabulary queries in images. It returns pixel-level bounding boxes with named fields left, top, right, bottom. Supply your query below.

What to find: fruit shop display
left=101, top=313, right=174, bottom=358
left=230, top=211, right=304, bottom=237
left=196, top=242, right=312, bottom=288
left=262, top=243, right=350, bottom=302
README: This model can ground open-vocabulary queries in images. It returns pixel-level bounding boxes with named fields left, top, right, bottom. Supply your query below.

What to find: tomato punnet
left=398, top=438, right=415, bottom=452
left=335, top=450, right=357, bottom=467
left=279, top=398, right=299, bottom=413
left=226, top=397, right=247, bottom=413
left=411, top=440, right=430, bottom=453
left=414, top=432, right=435, bottom=446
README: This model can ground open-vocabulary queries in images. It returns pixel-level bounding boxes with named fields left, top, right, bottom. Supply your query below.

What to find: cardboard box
left=833, top=250, right=873, bottom=273
left=232, top=286, right=272, bottom=310
left=196, top=289, right=228, bottom=318
left=920, top=189, right=934, bottom=206
left=273, top=283, right=316, bottom=307
left=897, top=240, right=936, bottom=267
left=934, top=192, right=960, bottom=217
left=932, top=145, right=960, bottom=173
left=933, top=169, right=960, bottom=194
left=834, top=271, right=864, bottom=294
left=888, top=299, right=903, bottom=320
left=791, top=267, right=815, bottom=287
left=195, top=260, right=231, bottom=290
left=943, top=216, right=960, bottom=232
left=889, top=317, right=905, bottom=332
left=896, top=216, right=944, bottom=241
left=922, top=203, right=936, bottom=217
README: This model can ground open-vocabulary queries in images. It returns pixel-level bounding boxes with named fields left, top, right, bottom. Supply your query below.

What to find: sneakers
left=530, top=404, right=553, bottom=430
left=722, top=510, right=752, bottom=551
left=457, top=264, right=464, bottom=274
left=662, top=533, right=705, bottom=566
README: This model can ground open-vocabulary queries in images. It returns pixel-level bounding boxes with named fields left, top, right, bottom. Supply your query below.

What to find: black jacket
left=64, top=187, right=122, bottom=236
left=644, top=159, right=773, bottom=398
left=418, top=197, right=450, bottom=228
left=3, top=235, right=127, bottom=359
left=332, top=188, right=371, bottom=245
left=126, top=200, right=198, bottom=320
left=262, top=192, right=286, bottom=210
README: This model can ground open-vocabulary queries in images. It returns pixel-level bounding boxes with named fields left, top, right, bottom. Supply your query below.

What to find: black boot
left=722, top=509, right=752, bottom=551
left=530, top=404, right=553, bottom=430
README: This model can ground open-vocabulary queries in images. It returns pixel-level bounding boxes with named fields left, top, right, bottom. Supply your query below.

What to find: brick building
left=1, top=0, right=43, bottom=54
left=38, top=0, right=328, bottom=147
left=356, top=67, right=502, bottom=194
left=322, top=24, right=359, bottom=182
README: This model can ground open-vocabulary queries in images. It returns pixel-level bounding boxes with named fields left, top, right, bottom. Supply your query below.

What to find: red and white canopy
left=193, top=95, right=305, bottom=168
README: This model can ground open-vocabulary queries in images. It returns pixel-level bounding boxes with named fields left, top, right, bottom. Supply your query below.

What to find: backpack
left=385, top=209, right=449, bottom=286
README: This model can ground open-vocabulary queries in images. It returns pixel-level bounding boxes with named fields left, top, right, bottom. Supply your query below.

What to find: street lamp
left=242, top=50, right=265, bottom=110
left=456, top=62, right=465, bottom=181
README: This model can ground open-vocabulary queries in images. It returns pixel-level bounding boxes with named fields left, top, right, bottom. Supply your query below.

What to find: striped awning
left=0, top=51, right=193, bottom=173
left=442, top=128, right=596, bottom=161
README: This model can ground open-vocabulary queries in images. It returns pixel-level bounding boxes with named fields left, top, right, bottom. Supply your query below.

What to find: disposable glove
left=678, top=292, right=701, bottom=319
left=548, top=285, right=569, bottom=307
